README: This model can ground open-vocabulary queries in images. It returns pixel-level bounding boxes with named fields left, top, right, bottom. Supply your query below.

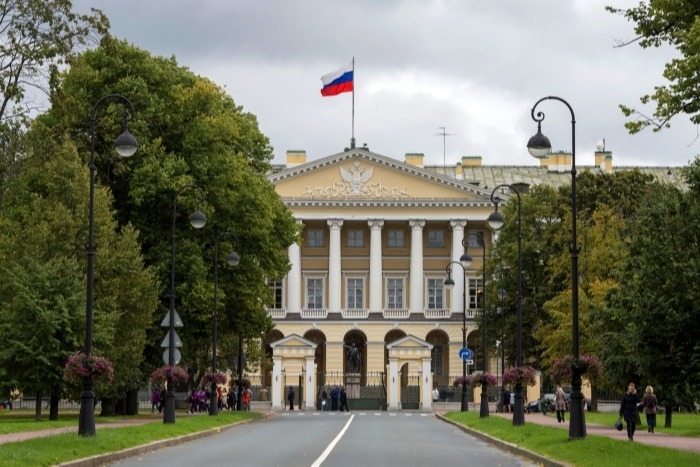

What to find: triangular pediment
left=386, top=335, right=433, bottom=351
left=269, top=149, right=493, bottom=205
left=269, top=333, right=317, bottom=350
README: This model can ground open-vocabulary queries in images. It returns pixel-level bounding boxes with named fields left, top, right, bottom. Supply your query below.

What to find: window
left=306, top=278, right=324, bottom=309
left=268, top=280, right=283, bottom=308
left=468, top=277, right=484, bottom=310
left=347, top=229, right=364, bottom=247
left=307, top=229, right=324, bottom=247
left=387, top=229, right=404, bottom=247
left=428, top=229, right=444, bottom=248
left=431, top=345, right=444, bottom=376
left=346, top=278, right=364, bottom=308
left=387, top=278, right=404, bottom=309
left=466, top=231, right=485, bottom=248
left=427, top=278, right=444, bottom=309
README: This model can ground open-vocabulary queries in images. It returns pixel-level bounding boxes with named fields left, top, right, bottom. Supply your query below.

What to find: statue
left=343, top=342, right=362, bottom=373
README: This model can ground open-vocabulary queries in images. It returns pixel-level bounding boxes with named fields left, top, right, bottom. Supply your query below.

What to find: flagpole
left=351, top=56, right=355, bottom=149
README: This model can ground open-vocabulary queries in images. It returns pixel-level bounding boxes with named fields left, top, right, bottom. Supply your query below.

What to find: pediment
left=269, top=333, right=317, bottom=350
left=269, top=149, right=492, bottom=204
left=386, top=335, right=433, bottom=351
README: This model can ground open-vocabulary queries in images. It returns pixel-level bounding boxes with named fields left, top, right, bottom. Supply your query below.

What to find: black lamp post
left=210, top=233, right=240, bottom=416
left=80, top=94, right=137, bottom=437
left=527, top=96, right=585, bottom=439
left=164, top=185, right=207, bottom=424
left=461, top=233, right=488, bottom=418
left=488, top=184, right=524, bottom=425
left=444, top=259, right=468, bottom=412
left=497, top=286, right=506, bottom=413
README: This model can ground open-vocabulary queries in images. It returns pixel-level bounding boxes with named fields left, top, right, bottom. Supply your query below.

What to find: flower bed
left=502, top=365, right=537, bottom=386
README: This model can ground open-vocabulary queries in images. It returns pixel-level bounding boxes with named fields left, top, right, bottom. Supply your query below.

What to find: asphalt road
left=108, top=411, right=538, bottom=467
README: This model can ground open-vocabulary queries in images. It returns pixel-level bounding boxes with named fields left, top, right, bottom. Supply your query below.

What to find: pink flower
left=151, top=366, right=188, bottom=386
left=201, top=371, right=228, bottom=386
left=502, top=366, right=537, bottom=386
left=63, top=352, right=114, bottom=384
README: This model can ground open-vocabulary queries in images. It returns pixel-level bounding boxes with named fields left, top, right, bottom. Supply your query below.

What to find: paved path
left=492, top=411, right=700, bottom=454
left=0, top=419, right=154, bottom=444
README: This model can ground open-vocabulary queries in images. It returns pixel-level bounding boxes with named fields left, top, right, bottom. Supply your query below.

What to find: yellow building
left=263, top=145, right=683, bottom=411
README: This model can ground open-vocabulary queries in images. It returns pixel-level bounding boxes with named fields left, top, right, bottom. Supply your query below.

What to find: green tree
left=43, top=36, right=299, bottom=381
left=606, top=1, right=700, bottom=133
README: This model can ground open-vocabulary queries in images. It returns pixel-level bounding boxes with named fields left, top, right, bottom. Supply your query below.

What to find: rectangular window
left=307, top=229, right=324, bottom=247
left=347, top=229, right=364, bottom=247
left=306, top=278, right=324, bottom=309
left=268, top=280, right=283, bottom=308
left=466, top=231, right=485, bottom=248
left=346, top=278, right=364, bottom=308
left=428, top=229, right=444, bottom=248
left=387, top=229, right=404, bottom=247
left=387, top=278, right=404, bottom=309
left=431, top=345, right=444, bottom=376
left=427, top=278, right=444, bottom=309
left=468, top=277, right=484, bottom=310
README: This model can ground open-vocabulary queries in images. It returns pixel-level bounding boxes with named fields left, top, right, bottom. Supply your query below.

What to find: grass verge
left=0, top=411, right=261, bottom=467
left=444, top=411, right=700, bottom=467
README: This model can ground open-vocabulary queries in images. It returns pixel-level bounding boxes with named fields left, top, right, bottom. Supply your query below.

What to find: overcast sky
left=73, top=0, right=698, bottom=168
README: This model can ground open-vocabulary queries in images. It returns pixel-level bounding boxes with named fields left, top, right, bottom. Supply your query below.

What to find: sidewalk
left=0, top=419, right=154, bottom=445
left=492, top=411, right=700, bottom=454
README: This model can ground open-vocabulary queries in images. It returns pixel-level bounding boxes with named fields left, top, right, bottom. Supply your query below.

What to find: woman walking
left=554, top=386, right=567, bottom=423
left=642, top=385, right=658, bottom=433
left=619, top=382, right=641, bottom=441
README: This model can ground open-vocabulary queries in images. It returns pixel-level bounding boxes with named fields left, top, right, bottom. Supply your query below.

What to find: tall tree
left=43, top=36, right=299, bottom=380
left=607, top=1, right=700, bottom=133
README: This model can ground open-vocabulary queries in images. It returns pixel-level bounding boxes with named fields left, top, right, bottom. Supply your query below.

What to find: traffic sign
left=458, top=347, right=474, bottom=361
left=464, top=359, right=474, bottom=366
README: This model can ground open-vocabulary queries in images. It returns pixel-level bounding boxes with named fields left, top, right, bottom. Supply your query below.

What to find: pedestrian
left=554, top=386, right=567, bottom=423
left=151, top=388, right=160, bottom=413
left=502, top=387, right=511, bottom=413
left=331, top=385, right=340, bottom=411
left=288, top=386, right=295, bottom=411
left=243, top=386, right=252, bottom=411
left=619, top=382, right=641, bottom=441
left=339, top=386, right=349, bottom=412
left=432, top=387, right=439, bottom=402
left=321, top=386, right=329, bottom=411
left=157, top=387, right=166, bottom=413
left=642, top=385, right=658, bottom=433
left=227, top=387, right=238, bottom=411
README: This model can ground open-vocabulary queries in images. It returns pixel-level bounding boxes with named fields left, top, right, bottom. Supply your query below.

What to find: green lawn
left=444, top=411, right=700, bottom=467
left=0, top=410, right=261, bottom=467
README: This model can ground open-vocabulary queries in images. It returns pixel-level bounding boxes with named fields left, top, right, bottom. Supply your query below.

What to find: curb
left=57, top=413, right=273, bottom=467
left=435, top=413, right=569, bottom=467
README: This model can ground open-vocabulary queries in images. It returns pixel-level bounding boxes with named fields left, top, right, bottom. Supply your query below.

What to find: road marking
left=311, top=414, right=354, bottom=467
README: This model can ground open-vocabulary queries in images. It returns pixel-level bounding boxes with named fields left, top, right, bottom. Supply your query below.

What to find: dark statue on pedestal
left=344, top=343, right=362, bottom=373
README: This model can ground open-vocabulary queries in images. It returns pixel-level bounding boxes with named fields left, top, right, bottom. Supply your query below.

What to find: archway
left=384, top=329, right=407, bottom=371
left=303, top=329, right=327, bottom=374
left=426, top=329, right=449, bottom=387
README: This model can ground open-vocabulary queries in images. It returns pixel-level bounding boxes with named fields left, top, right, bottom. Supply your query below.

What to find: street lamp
left=461, top=233, right=488, bottom=418
left=164, top=185, right=207, bottom=424
left=527, top=96, right=585, bottom=439
left=210, top=232, right=240, bottom=416
left=80, top=94, right=137, bottom=437
left=497, top=287, right=506, bottom=413
left=488, top=184, right=524, bottom=425
left=444, top=259, right=468, bottom=412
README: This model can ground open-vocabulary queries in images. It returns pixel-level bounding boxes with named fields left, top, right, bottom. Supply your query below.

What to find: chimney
left=540, top=152, right=572, bottom=173
left=405, top=153, right=424, bottom=167
left=461, top=156, right=482, bottom=167
left=286, top=150, right=307, bottom=168
left=594, top=141, right=613, bottom=173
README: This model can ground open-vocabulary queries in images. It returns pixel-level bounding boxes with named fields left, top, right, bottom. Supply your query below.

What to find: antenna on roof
left=435, top=126, right=456, bottom=172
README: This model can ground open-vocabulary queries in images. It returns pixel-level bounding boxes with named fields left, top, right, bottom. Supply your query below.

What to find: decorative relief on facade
left=301, top=161, right=411, bottom=199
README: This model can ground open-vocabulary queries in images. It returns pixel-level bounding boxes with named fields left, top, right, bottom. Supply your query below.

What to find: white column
left=327, top=219, right=343, bottom=313
left=287, top=241, right=302, bottom=314
left=304, top=356, right=316, bottom=410
left=409, top=219, right=425, bottom=314
left=272, top=356, right=283, bottom=410
left=421, top=356, right=433, bottom=410
left=388, top=359, right=399, bottom=410
left=368, top=219, right=384, bottom=313
left=450, top=220, right=467, bottom=314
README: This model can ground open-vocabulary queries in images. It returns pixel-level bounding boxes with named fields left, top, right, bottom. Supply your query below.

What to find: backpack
left=646, top=395, right=656, bottom=408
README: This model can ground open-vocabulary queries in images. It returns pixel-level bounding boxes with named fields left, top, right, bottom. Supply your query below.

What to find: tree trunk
left=99, top=398, right=116, bottom=417
left=664, top=404, right=673, bottom=428
left=114, top=396, right=126, bottom=415
left=49, top=385, right=59, bottom=420
left=34, top=390, right=42, bottom=421
left=125, top=389, right=139, bottom=415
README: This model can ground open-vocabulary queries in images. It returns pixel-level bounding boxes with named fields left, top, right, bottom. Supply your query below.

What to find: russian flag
left=320, top=61, right=354, bottom=97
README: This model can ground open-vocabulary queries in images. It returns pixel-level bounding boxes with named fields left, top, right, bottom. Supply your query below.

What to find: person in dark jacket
left=287, top=386, right=295, bottom=411
left=642, top=385, right=659, bottom=433
left=619, top=382, right=641, bottom=441
left=339, top=386, right=349, bottom=412
left=331, top=385, right=340, bottom=411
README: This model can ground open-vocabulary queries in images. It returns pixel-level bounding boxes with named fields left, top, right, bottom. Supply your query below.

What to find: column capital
left=450, top=219, right=467, bottom=230
left=327, top=218, right=344, bottom=229
left=409, top=219, right=426, bottom=230
left=368, top=219, right=384, bottom=230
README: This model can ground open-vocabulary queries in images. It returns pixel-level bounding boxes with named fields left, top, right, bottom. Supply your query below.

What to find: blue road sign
left=458, top=347, right=474, bottom=361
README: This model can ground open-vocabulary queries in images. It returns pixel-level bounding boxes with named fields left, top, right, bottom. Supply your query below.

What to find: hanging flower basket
left=150, top=365, right=188, bottom=387
left=471, top=372, right=498, bottom=388
left=453, top=376, right=471, bottom=387
left=202, top=371, right=228, bottom=386
left=550, top=354, right=604, bottom=385
left=502, top=365, right=537, bottom=386
left=63, top=352, right=114, bottom=385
